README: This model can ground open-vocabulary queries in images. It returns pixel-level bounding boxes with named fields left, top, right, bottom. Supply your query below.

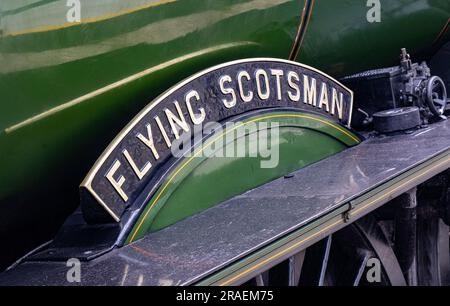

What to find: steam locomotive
left=0, top=0, right=449, bottom=286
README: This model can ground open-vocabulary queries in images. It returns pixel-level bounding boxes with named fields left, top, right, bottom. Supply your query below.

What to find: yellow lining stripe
left=215, top=153, right=450, bottom=286
left=5, top=42, right=253, bottom=134
left=5, top=0, right=176, bottom=37
left=219, top=219, right=342, bottom=286
left=80, top=58, right=355, bottom=222
left=351, top=154, right=450, bottom=216
left=288, top=0, right=315, bottom=61
left=432, top=17, right=450, bottom=45
left=128, top=113, right=360, bottom=242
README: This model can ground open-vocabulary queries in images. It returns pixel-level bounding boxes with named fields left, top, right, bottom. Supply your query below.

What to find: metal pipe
left=394, top=188, right=418, bottom=286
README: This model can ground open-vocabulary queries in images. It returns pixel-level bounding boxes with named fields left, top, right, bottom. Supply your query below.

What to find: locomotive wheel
left=242, top=216, right=403, bottom=286
left=242, top=189, right=450, bottom=286
left=298, top=217, right=405, bottom=286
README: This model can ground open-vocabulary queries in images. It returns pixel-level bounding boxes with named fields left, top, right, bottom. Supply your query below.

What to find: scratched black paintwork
left=1, top=120, right=450, bottom=286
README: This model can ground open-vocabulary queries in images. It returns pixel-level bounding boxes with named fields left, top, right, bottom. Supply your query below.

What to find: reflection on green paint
left=126, top=112, right=360, bottom=243
left=0, top=0, right=302, bottom=208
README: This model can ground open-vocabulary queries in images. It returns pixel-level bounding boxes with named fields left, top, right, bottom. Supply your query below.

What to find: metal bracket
left=343, top=202, right=356, bottom=223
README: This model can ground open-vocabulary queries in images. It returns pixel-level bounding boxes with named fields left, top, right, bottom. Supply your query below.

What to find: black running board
left=1, top=120, right=450, bottom=286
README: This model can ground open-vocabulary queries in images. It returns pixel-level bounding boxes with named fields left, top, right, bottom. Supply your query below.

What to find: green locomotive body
left=0, top=0, right=449, bottom=284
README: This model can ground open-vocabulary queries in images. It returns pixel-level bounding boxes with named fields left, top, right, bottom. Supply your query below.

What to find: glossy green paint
left=299, top=1, right=450, bottom=76
left=0, top=0, right=448, bottom=265
left=0, top=0, right=448, bottom=207
left=126, top=112, right=360, bottom=243
left=0, top=0, right=303, bottom=207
